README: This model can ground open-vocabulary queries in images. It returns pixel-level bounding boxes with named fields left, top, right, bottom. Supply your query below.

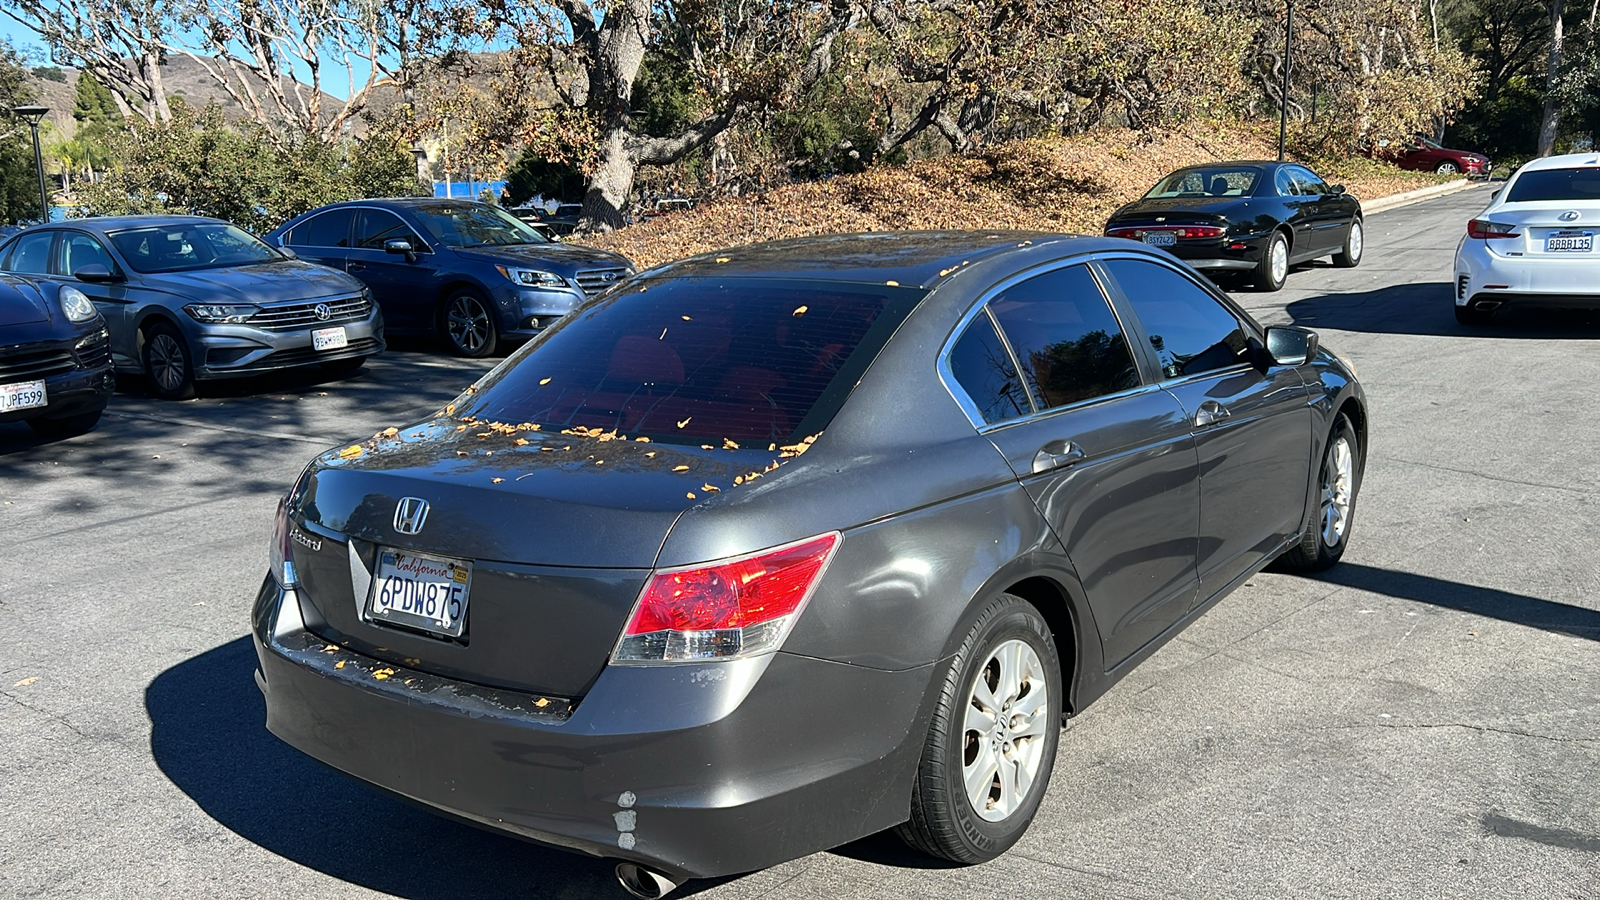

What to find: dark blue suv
left=267, top=200, right=634, bottom=357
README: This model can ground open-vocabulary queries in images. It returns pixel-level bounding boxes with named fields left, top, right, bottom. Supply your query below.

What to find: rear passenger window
left=1101, top=258, right=1251, bottom=379
left=949, top=312, right=1031, bottom=424
left=4, top=231, right=53, bottom=275
left=986, top=265, right=1140, bottom=410
left=288, top=209, right=352, bottom=247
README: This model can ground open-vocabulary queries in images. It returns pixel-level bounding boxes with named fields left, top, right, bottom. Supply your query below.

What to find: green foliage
left=31, top=65, right=66, bottom=83
left=1450, top=75, right=1544, bottom=158
left=76, top=101, right=425, bottom=232
left=0, top=42, right=43, bottom=224
left=767, top=69, right=880, bottom=177
left=632, top=53, right=699, bottom=138
left=72, top=73, right=121, bottom=129
left=502, top=152, right=585, bottom=206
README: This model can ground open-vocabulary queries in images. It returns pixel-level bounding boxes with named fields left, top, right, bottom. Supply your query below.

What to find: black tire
left=142, top=321, right=197, bottom=400
left=1455, top=303, right=1495, bottom=326
left=320, top=355, right=367, bottom=378
left=896, top=593, right=1062, bottom=864
left=1435, top=161, right=1460, bottom=175
left=1255, top=231, right=1290, bottom=292
left=1332, top=218, right=1363, bottom=268
left=1280, top=413, right=1360, bottom=572
left=442, top=290, right=499, bottom=358
left=27, top=409, right=102, bottom=437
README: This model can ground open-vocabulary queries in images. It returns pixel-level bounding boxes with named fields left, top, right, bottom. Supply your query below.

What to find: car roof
left=1515, top=153, right=1600, bottom=173
left=44, top=214, right=228, bottom=232
left=645, top=231, right=1125, bottom=289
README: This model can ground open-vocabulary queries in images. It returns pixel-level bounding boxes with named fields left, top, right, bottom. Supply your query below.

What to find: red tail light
left=1467, top=219, right=1520, bottom=239
left=269, top=494, right=297, bottom=588
left=613, top=533, right=840, bottom=663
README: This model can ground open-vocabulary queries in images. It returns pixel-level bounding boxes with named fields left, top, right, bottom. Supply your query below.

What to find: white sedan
left=1453, top=152, right=1600, bottom=325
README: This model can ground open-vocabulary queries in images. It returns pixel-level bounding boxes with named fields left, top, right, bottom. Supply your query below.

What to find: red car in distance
left=1377, top=137, right=1492, bottom=176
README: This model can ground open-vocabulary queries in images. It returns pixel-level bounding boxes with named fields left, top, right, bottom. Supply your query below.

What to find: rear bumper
left=1453, top=242, right=1600, bottom=309
left=250, top=576, right=933, bottom=880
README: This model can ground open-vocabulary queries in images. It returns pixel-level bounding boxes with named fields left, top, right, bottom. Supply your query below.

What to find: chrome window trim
left=348, top=205, right=434, bottom=253
left=936, top=255, right=1149, bottom=432
left=1090, top=251, right=1263, bottom=386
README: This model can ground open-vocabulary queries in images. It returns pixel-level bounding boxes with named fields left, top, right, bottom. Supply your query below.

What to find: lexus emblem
left=314, top=303, right=332, bottom=320
left=1560, top=210, right=1582, bottom=222
left=393, top=497, right=430, bottom=535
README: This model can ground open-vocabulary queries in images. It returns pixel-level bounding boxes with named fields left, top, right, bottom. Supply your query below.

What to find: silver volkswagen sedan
left=0, top=216, right=383, bottom=399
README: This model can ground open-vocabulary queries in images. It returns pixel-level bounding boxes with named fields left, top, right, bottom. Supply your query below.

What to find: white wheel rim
left=1347, top=222, right=1363, bottom=261
left=962, top=639, right=1049, bottom=822
left=1321, top=436, right=1354, bottom=547
left=1270, top=239, right=1288, bottom=284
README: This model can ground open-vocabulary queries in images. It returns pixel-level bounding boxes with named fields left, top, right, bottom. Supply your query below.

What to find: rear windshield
left=1144, top=167, right=1260, bottom=199
left=457, top=276, right=923, bottom=443
left=1505, top=167, right=1600, bottom=202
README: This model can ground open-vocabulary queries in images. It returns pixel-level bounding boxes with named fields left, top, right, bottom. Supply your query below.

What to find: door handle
left=1193, top=400, right=1231, bottom=428
left=1031, top=440, right=1086, bottom=474
left=348, top=262, right=367, bottom=272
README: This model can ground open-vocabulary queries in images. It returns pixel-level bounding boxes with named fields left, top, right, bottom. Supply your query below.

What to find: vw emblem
left=314, top=303, right=332, bottom=320
left=1560, top=210, right=1582, bottom=222
left=393, top=497, right=430, bottom=535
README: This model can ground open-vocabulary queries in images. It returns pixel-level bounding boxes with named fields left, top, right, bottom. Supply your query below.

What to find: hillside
left=584, top=123, right=1447, bottom=269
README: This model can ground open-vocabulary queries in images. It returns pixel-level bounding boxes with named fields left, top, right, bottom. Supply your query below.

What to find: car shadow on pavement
left=145, top=637, right=643, bottom=899
left=1307, top=563, right=1600, bottom=642
left=1284, top=282, right=1600, bottom=338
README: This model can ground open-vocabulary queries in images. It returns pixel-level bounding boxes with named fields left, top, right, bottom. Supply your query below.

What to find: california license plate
left=313, top=326, right=349, bottom=351
left=1545, top=231, right=1593, bottom=252
left=366, top=549, right=473, bottom=638
left=0, top=380, right=47, bottom=413
left=1142, top=232, right=1177, bottom=247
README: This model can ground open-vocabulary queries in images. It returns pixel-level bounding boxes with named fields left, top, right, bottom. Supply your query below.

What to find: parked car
left=1453, top=152, right=1600, bottom=324
left=0, top=216, right=382, bottom=400
left=253, top=231, right=1367, bottom=896
left=0, top=272, right=114, bottom=436
left=266, top=199, right=632, bottom=357
left=1382, top=137, right=1492, bottom=176
left=1105, top=161, right=1365, bottom=291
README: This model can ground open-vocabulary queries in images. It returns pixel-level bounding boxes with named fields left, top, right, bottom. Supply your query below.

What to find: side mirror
left=384, top=237, right=418, bottom=262
left=73, top=263, right=122, bottom=284
left=1329, top=184, right=1346, bottom=195
left=277, top=245, right=299, bottom=260
left=1265, top=326, right=1319, bottom=366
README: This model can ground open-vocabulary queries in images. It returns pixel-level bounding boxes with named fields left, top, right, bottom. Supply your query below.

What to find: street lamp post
left=1277, top=0, right=1294, bottom=161
left=12, top=105, right=50, bottom=224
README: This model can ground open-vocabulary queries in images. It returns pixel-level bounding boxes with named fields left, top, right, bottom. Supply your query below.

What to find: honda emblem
left=393, top=497, right=430, bottom=535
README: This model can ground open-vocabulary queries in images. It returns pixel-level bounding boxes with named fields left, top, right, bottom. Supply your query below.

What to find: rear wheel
left=1281, top=413, right=1360, bottom=572
left=1332, top=219, right=1363, bottom=268
left=1455, top=303, right=1495, bottom=326
left=897, top=593, right=1061, bottom=864
left=1435, top=161, right=1460, bottom=175
left=1255, top=231, right=1290, bottom=292
left=142, top=321, right=197, bottom=400
left=27, top=410, right=102, bottom=437
left=443, top=290, right=498, bottom=358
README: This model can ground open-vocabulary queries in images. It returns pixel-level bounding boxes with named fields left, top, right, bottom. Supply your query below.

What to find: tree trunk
left=1539, top=0, right=1566, bottom=156
left=582, top=125, right=638, bottom=231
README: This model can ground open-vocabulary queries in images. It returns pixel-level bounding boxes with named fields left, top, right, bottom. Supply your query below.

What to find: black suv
left=266, top=200, right=633, bottom=357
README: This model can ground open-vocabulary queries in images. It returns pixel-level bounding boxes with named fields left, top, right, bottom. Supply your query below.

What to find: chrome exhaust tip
left=615, top=862, right=683, bottom=899
left=1474, top=299, right=1503, bottom=311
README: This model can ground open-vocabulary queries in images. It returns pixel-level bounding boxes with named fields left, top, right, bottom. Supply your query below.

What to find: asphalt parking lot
left=2, top=184, right=1596, bottom=899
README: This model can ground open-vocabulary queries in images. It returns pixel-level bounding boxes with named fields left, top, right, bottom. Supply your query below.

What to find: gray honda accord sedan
left=254, top=232, right=1365, bottom=896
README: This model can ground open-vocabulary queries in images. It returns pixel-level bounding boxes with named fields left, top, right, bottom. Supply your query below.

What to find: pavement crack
left=0, top=690, right=97, bottom=743
left=1379, top=456, right=1597, bottom=497
left=1344, top=720, right=1599, bottom=744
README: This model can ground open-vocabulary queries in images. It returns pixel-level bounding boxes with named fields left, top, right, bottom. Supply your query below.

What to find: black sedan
left=0, top=272, right=114, bottom=436
left=266, top=199, right=633, bottom=357
left=0, top=217, right=382, bottom=400
left=1105, top=161, right=1365, bottom=291
left=253, top=232, right=1366, bottom=896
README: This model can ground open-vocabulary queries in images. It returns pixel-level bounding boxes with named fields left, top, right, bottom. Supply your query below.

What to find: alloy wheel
left=447, top=295, right=491, bottom=354
left=1270, top=238, right=1289, bottom=285
left=148, top=333, right=187, bottom=393
left=962, top=639, right=1051, bottom=822
left=1347, top=222, right=1364, bottom=262
left=1321, top=435, right=1355, bottom=547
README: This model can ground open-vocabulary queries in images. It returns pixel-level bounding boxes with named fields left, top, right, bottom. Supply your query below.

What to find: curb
left=1362, top=178, right=1481, bottom=216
